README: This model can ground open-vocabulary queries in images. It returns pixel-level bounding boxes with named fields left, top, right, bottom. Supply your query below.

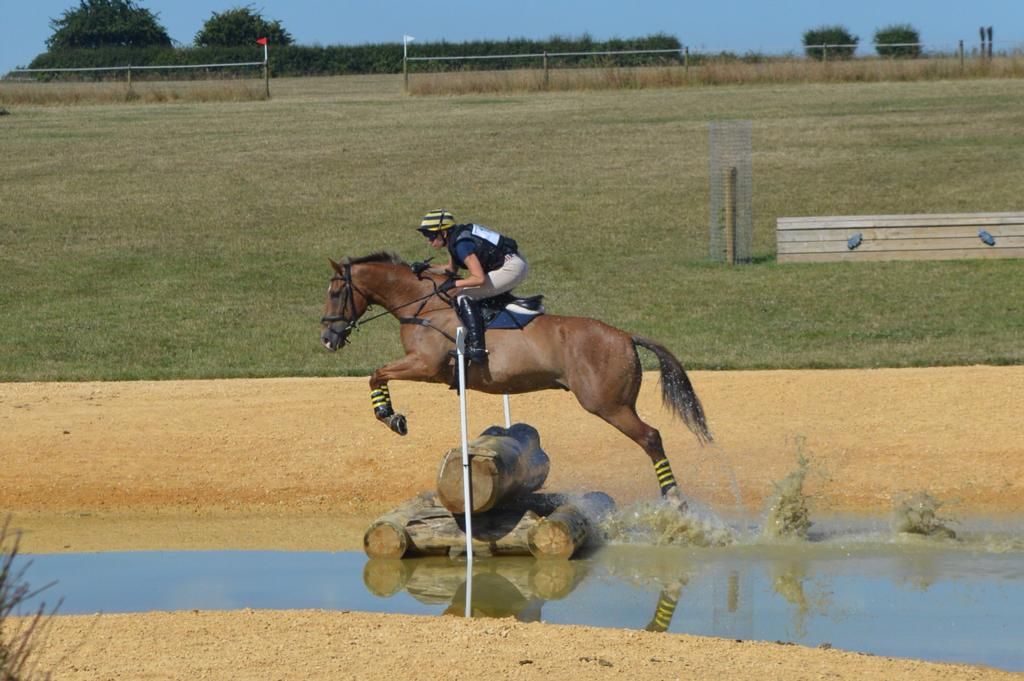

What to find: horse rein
left=320, top=260, right=456, bottom=345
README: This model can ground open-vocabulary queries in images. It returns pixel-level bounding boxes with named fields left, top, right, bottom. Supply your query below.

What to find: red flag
left=256, top=37, right=268, bottom=45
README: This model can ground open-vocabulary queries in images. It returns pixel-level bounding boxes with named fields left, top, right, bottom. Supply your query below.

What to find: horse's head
left=320, top=258, right=370, bottom=351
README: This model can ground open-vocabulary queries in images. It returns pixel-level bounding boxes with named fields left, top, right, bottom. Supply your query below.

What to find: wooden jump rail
left=776, top=212, right=1024, bottom=263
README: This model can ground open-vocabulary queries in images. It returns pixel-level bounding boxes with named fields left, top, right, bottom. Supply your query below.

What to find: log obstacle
left=777, top=211, right=1024, bottom=263
left=363, top=423, right=614, bottom=560
left=436, top=423, right=550, bottom=513
left=528, top=492, right=615, bottom=560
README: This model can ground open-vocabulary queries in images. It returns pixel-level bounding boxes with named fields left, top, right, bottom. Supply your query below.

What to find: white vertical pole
left=402, top=35, right=415, bottom=93
left=455, top=327, right=473, bottom=617
left=502, top=394, right=511, bottom=428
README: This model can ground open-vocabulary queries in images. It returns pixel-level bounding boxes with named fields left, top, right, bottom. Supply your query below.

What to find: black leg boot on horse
left=456, top=295, right=488, bottom=364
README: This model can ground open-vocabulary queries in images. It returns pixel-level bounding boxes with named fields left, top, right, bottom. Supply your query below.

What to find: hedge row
left=24, top=34, right=683, bottom=79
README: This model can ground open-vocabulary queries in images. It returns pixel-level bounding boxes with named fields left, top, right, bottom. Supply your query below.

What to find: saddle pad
left=486, top=309, right=541, bottom=330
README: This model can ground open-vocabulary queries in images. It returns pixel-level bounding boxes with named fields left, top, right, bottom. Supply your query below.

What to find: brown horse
left=321, top=252, right=712, bottom=499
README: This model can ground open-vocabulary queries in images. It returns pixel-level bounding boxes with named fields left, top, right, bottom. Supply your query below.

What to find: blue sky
left=3, top=0, right=1022, bottom=74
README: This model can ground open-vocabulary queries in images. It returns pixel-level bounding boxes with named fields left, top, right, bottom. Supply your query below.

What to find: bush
left=1, top=518, right=58, bottom=681
left=874, top=24, right=921, bottom=58
left=194, top=5, right=294, bottom=47
left=803, top=25, right=858, bottom=60
left=46, top=0, right=172, bottom=50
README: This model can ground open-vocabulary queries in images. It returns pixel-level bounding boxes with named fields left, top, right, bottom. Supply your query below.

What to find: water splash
left=598, top=499, right=737, bottom=547
left=894, top=491, right=957, bottom=540
left=763, top=450, right=813, bottom=540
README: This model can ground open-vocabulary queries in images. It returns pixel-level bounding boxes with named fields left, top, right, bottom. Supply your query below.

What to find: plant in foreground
left=1, top=517, right=59, bottom=681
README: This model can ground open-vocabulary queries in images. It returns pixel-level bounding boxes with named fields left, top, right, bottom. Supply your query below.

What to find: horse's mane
left=347, top=251, right=407, bottom=266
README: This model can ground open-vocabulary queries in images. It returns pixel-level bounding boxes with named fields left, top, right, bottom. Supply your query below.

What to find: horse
left=320, top=252, right=712, bottom=500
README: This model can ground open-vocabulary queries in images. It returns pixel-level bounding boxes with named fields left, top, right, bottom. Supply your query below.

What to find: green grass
left=1, top=75, right=1022, bottom=380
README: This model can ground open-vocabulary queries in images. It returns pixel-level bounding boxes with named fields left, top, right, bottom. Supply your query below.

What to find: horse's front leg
left=368, top=354, right=444, bottom=436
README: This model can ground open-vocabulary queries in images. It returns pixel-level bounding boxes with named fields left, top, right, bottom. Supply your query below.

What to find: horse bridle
left=320, top=261, right=360, bottom=348
left=321, top=260, right=457, bottom=347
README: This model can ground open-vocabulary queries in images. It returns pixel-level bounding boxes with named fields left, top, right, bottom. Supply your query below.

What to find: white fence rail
left=403, top=46, right=685, bottom=90
left=8, top=58, right=271, bottom=97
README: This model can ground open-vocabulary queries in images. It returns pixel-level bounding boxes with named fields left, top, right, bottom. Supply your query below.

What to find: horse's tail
left=633, top=336, right=713, bottom=445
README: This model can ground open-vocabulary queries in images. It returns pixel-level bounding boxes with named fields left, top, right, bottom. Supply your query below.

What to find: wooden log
left=362, top=492, right=436, bottom=559
left=527, top=492, right=616, bottom=560
left=436, top=423, right=550, bottom=513
left=364, top=490, right=614, bottom=560
left=364, top=492, right=559, bottom=559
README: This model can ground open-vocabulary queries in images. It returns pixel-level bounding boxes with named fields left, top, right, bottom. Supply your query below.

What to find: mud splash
left=894, top=491, right=957, bottom=540
left=598, top=499, right=736, bottom=547
left=763, top=449, right=813, bottom=540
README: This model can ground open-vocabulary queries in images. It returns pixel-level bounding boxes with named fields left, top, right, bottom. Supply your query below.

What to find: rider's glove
left=438, top=278, right=457, bottom=293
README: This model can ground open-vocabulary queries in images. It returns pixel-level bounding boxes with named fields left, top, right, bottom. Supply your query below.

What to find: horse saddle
left=480, top=292, right=545, bottom=330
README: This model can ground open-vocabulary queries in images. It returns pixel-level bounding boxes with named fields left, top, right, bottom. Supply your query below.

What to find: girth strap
left=398, top=317, right=457, bottom=344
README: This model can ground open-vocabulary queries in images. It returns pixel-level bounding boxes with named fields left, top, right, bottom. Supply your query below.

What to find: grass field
left=1, top=74, right=1022, bottom=380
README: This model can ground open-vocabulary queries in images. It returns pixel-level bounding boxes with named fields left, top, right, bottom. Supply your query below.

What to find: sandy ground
left=2, top=367, right=1023, bottom=680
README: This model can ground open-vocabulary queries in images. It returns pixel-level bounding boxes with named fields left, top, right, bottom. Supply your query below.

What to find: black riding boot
left=456, top=295, right=488, bottom=363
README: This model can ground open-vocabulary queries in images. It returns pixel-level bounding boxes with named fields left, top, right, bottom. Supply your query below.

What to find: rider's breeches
left=458, top=253, right=529, bottom=299
left=370, top=385, right=394, bottom=419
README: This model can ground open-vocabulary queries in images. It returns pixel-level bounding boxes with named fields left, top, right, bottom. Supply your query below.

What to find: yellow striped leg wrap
left=654, top=458, right=677, bottom=492
left=645, top=591, right=679, bottom=632
left=371, top=386, right=393, bottom=418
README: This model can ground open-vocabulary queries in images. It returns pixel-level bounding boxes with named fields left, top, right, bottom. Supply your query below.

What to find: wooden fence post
left=958, top=40, right=964, bottom=73
left=724, top=166, right=738, bottom=264
left=543, top=51, right=549, bottom=90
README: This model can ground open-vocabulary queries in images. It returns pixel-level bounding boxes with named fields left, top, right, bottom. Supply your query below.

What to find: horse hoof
left=385, top=413, right=408, bottom=436
left=663, top=486, right=689, bottom=512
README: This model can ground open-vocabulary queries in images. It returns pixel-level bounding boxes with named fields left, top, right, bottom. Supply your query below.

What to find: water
left=16, top=521, right=1024, bottom=672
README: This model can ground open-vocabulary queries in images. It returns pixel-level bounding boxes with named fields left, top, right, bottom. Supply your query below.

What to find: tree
left=46, top=0, right=171, bottom=50
left=194, top=5, right=294, bottom=47
left=874, top=24, right=921, bottom=59
left=802, top=25, right=858, bottom=60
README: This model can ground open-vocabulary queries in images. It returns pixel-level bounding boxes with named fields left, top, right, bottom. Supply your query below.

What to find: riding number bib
left=469, top=224, right=501, bottom=245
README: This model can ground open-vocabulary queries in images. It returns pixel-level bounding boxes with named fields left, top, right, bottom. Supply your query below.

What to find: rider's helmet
left=418, top=209, right=456, bottom=238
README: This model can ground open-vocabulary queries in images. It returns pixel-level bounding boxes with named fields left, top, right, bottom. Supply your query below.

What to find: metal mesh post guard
left=708, top=120, right=753, bottom=263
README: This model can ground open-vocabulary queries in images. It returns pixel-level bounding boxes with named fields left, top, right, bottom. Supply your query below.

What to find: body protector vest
left=447, top=223, right=519, bottom=272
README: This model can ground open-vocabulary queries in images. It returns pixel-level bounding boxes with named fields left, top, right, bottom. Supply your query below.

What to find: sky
left=3, top=0, right=1022, bottom=75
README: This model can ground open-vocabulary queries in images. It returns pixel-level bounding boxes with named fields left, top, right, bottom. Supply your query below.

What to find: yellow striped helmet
left=418, top=209, right=456, bottom=236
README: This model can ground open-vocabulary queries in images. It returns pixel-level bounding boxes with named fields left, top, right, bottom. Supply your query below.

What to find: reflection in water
left=364, top=556, right=588, bottom=621
left=770, top=560, right=834, bottom=639
left=362, top=538, right=1024, bottom=672
left=17, top=530, right=1024, bottom=671
left=644, top=586, right=681, bottom=632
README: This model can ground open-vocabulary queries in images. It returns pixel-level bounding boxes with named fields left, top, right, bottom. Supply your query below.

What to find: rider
left=416, top=209, right=528, bottom=364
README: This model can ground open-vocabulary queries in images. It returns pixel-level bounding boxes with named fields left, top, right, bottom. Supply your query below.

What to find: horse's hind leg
left=597, top=405, right=682, bottom=499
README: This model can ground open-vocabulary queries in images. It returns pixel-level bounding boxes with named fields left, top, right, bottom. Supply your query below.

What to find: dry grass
left=2, top=75, right=1023, bottom=379
left=0, top=78, right=268, bottom=106
left=408, top=55, right=1024, bottom=95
